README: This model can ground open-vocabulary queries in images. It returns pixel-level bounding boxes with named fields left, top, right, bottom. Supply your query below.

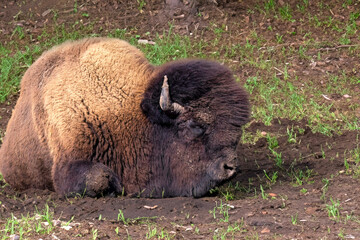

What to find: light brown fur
left=0, top=38, right=155, bottom=194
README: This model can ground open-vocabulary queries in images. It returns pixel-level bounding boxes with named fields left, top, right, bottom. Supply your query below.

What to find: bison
left=0, top=38, right=249, bottom=198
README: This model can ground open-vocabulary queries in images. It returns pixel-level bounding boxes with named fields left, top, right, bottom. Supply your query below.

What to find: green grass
left=1, top=13, right=359, bottom=135
left=326, top=197, right=341, bottom=222
left=344, top=146, right=360, bottom=178
left=290, top=167, right=314, bottom=186
left=291, top=213, right=298, bottom=225
left=212, top=221, right=247, bottom=240
left=210, top=200, right=232, bottom=223
left=0, top=204, right=63, bottom=239
left=0, top=44, right=41, bottom=102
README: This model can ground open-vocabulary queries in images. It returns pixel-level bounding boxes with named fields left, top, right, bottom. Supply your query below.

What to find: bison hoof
left=55, top=161, right=123, bottom=198
left=83, top=163, right=123, bottom=197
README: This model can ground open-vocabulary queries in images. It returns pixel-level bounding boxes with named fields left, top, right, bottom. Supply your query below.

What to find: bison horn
left=160, top=75, right=185, bottom=114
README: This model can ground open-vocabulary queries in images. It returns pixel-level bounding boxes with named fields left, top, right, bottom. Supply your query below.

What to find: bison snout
left=208, top=159, right=237, bottom=181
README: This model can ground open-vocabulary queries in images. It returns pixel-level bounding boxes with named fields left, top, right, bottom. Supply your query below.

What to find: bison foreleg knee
left=53, top=160, right=123, bottom=197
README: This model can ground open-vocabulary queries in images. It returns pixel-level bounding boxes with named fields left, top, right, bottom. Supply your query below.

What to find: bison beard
left=0, top=38, right=250, bottom=198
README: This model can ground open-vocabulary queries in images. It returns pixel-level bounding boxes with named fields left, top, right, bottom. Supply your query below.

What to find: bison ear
left=140, top=75, right=184, bottom=126
left=159, top=75, right=185, bottom=114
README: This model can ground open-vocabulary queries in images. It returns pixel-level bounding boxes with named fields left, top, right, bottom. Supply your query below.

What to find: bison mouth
left=191, top=168, right=239, bottom=198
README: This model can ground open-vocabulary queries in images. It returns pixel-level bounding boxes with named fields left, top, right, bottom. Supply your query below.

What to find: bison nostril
left=222, top=163, right=236, bottom=178
left=223, top=163, right=234, bottom=171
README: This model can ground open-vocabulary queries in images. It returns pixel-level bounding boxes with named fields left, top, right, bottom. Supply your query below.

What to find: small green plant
left=221, top=189, right=235, bottom=201
left=344, top=146, right=360, bottom=177
left=264, top=170, right=278, bottom=184
left=0, top=204, right=64, bottom=238
left=266, top=134, right=279, bottom=150
left=279, top=4, right=295, bottom=22
left=264, top=0, right=276, bottom=12
left=52, top=10, right=59, bottom=22
left=210, top=200, right=231, bottom=223
left=344, top=158, right=351, bottom=174
left=244, top=76, right=258, bottom=94
left=338, top=228, right=346, bottom=239
left=146, top=225, right=157, bottom=239
left=34, top=204, right=54, bottom=234
left=73, top=0, right=78, bottom=13
left=321, top=145, right=326, bottom=159
left=260, top=185, right=268, bottom=200
left=118, top=209, right=128, bottom=225
left=92, top=228, right=98, bottom=240
left=270, top=149, right=283, bottom=168
left=137, top=0, right=146, bottom=13
left=213, top=220, right=246, bottom=239
left=291, top=213, right=298, bottom=225
left=326, top=198, right=341, bottom=222
left=287, top=126, right=297, bottom=143
left=300, top=188, right=308, bottom=194
left=296, top=0, right=308, bottom=13
left=321, top=178, right=330, bottom=201
left=275, top=33, right=283, bottom=43
left=11, top=26, right=25, bottom=40
left=291, top=168, right=314, bottom=186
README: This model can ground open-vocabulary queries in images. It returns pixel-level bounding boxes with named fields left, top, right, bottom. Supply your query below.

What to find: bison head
left=141, top=60, right=249, bottom=197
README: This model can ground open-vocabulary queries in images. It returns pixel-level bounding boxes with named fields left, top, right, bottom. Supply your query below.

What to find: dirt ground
left=0, top=0, right=360, bottom=239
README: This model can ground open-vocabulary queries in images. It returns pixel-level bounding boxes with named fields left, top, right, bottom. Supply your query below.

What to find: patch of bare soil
left=1, top=0, right=360, bottom=239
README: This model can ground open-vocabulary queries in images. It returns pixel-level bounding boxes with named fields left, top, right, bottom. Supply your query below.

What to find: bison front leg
left=52, top=159, right=123, bottom=197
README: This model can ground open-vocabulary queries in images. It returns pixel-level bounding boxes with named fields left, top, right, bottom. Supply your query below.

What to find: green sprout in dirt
left=278, top=4, right=295, bottom=22
left=221, top=190, right=235, bottom=201
left=259, top=185, right=268, bottom=200
left=343, top=146, right=360, bottom=177
left=300, top=188, right=308, bottom=194
left=118, top=209, right=128, bottom=225
left=344, top=158, right=351, bottom=175
left=146, top=225, right=157, bottom=239
left=145, top=225, right=173, bottom=239
left=287, top=126, right=297, bottom=144
left=91, top=228, right=98, bottom=240
left=263, top=0, right=276, bottom=12
left=137, top=0, right=146, bottom=13
left=290, top=167, right=314, bottom=186
left=321, top=178, right=330, bottom=201
left=0, top=204, right=64, bottom=239
left=210, top=181, right=253, bottom=201
left=244, top=76, right=258, bottom=94
left=11, top=26, right=25, bottom=40
left=326, top=198, right=341, bottom=222
left=264, top=170, right=278, bottom=185
left=266, top=134, right=279, bottom=150
left=73, top=0, right=78, bottom=13
left=291, top=213, right=298, bottom=225
left=270, top=149, right=283, bottom=168
left=210, top=200, right=232, bottom=223
left=212, top=220, right=247, bottom=240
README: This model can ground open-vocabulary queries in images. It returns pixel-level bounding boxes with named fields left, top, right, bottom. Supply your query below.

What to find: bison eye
left=188, top=120, right=206, bottom=138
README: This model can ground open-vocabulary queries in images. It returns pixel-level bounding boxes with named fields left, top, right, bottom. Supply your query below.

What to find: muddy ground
left=0, top=0, right=360, bottom=239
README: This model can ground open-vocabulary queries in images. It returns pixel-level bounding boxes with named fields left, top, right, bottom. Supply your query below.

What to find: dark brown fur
left=0, top=38, right=249, bottom=198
